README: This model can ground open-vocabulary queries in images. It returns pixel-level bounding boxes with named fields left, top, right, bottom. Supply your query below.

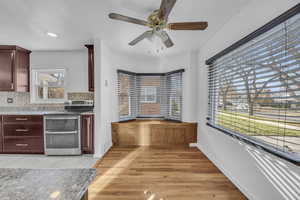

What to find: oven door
left=44, top=115, right=81, bottom=155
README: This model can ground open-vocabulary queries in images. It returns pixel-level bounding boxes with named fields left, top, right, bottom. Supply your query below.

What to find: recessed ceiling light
left=47, top=32, right=58, bottom=38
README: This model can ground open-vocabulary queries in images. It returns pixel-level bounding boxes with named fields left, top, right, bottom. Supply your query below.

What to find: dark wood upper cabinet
left=0, top=50, right=14, bottom=91
left=0, top=45, right=31, bottom=92
left=81, top=114, right=94, bottom=154
left=85, top=44, right=94, bottom=92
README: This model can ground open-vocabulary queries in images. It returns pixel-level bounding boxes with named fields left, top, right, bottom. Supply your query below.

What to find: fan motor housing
left=148, top=10, right=167, bottom=29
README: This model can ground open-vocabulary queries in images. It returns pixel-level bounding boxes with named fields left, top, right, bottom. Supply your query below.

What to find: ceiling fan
left=108, top=0, right=208, bottom=48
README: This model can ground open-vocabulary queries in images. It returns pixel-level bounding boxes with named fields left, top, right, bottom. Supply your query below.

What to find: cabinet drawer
left=3, top=124, right=43, bottom=137
left=3, top=115, right=43, bottom=124
left=3, top=137, right=44, bottom=153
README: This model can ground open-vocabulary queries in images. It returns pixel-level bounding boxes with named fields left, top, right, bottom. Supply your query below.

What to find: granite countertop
left=0, top=168, right=96, bottom=200
left=0, top=111, right=94, bottom=115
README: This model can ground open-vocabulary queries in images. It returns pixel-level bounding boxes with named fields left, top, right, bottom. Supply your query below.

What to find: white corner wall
left=93, top=39, right=161, bottom=158
left=197, top=1, right=300, bottom=200
left=160, top=51, right=199, bottom=122
left=30, top=50, right=89, bottom=92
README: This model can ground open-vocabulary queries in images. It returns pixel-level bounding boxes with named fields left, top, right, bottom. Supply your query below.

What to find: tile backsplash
left=0, top=92, right=30, bottom=107
left=0, top=92, right=94, bottom=111
left=68, top=92, right=94, bottom=101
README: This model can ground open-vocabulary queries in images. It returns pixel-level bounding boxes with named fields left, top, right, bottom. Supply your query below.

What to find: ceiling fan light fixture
left=109, top=0, right=208, bottom=49
left=152, top=34, right=165, bottom=54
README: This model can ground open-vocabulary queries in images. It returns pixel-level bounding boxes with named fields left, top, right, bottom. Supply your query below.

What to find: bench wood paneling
left=112, top=120, right=197, bottom=146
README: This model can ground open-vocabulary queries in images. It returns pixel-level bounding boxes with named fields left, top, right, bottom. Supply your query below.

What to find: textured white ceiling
left=0, top=0, right=250, bottom=57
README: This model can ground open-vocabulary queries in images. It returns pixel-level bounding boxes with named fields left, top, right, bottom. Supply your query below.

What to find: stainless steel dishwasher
left=44, top=114, right=81, bottom=155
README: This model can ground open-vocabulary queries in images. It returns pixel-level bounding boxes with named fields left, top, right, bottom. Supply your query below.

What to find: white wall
left=30, top=50, right=89, bottom=92
left=93, top=39, right=161, bottom=158
left=160, top=51, right=199, bottom=122
left=197, top=1, right=300, bottom=199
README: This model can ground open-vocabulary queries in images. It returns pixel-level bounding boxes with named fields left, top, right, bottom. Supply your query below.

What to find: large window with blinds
left=207, top=8, right=300, bottom=162
left=117, top=69, right=184, bottom=121
left=137, top=75, right=165, bottom=118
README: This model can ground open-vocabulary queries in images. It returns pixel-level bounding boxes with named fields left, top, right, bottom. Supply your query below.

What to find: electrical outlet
left=7, top=98, right=13, bottom=104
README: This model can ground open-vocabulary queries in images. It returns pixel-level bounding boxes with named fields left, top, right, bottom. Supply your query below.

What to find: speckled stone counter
left=0, top=111, right=94, bottom=115
left=0, top=168, right=96, bottom=200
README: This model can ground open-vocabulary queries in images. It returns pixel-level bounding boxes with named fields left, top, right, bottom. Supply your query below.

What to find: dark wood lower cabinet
left=0, top=114, right=94, bottom=154
left=1, top=115, right=44, bottom=154
left=81, top=115, right=94, bottom=154
left=3, top=123, right=43, bottom=137
left=3, top=137, right=43, bottom=153
left=0, top=116, right=2, bottom=153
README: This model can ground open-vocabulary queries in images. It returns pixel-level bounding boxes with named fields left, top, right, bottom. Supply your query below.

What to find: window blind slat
left=208, top=12, right=300, bottom=162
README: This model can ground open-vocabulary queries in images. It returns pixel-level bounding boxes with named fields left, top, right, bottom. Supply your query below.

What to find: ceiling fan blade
left=168, top=22, right=208, bottom=30
left=158, top=0, right=177, bottom=21
left=109, top=13, right=148, bottom=26
left=156, top=31, right=174, bottom=48
left=129, top=31, right=153, bottom=46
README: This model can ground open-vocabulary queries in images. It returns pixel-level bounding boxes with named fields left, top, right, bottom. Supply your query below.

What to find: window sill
left=206, top=122, right=300, bottom=166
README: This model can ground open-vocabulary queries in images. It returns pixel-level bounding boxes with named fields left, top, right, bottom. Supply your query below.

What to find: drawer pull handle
left=15, top=118, right=28, bottom=121
left=15, top=129, right=29, bottom=132
left=16, top=143, right=28, bottom=147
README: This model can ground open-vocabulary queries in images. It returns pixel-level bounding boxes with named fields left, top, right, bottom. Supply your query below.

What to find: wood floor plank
left=89, top=147, right=247, bottom=200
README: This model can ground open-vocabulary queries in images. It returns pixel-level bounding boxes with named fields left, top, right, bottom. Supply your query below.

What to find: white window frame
left=140, top=86, right=157, bottom=103
left=30, top=68, right=67, bottom=104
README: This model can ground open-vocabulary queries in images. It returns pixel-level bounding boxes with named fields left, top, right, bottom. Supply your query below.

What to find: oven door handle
left=45, top=117, right=79, bottom=120
left=45, top=131, right=78, bottom=135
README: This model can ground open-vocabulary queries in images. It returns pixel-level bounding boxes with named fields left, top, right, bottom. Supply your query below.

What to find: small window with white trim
left=31, top=69, right=66, bottom=103
left=140, top=86, right=157, bottom=103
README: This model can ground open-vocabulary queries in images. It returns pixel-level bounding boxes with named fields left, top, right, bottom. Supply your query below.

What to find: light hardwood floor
left=89, top=147, right=247, bottom=200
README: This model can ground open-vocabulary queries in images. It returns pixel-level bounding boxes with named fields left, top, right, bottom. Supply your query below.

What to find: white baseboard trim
left=93, top=142, right=113, bottom=159
left=197, top=143, right=256, bottom=200
left=104, top=142, right=113, bottom=155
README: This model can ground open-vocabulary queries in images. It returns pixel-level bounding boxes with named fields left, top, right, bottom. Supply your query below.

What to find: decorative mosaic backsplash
left=68, top=92, right=94, bottom=101
left=0, top=92, right=94, bottom=111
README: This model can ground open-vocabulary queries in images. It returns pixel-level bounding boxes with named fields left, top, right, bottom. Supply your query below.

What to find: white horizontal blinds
left=136, top=75, right=166, bottom=118
left=118, top=70, right=184, bottom=121
left=165, top=72, right=183, bottom=121
left=117, top=72, right=137, bottom=121
left=208, top=13, right=300, bottom=155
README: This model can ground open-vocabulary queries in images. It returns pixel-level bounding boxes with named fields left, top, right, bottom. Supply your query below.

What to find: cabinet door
left=89, top=48, right=94, bottom=92
left=85, top=45, right=94, bottom=92
left=15, top=51, right=30, bottom=92
left=3, top=137, right=44, bottom=154
left=0, top=50, right=14, bottom=91
left=81, top=115, right=94, bottom=154
left=0, top=116, right=2, bottom=153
